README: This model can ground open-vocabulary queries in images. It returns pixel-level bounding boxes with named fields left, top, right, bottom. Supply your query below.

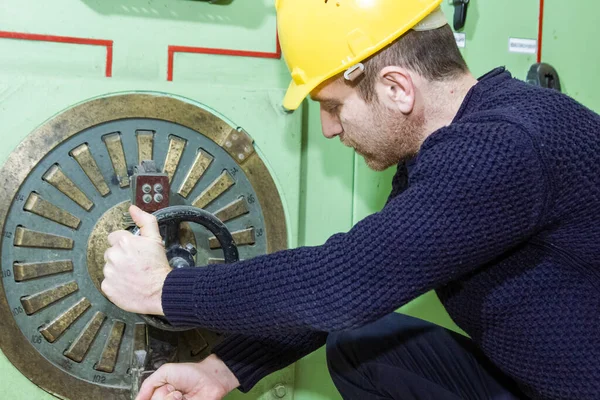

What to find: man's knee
left=325, top=330, right=347, bottom=377
left=326, top=313, right=406, bottom=375
left=325, top=313, right=438, bottom=374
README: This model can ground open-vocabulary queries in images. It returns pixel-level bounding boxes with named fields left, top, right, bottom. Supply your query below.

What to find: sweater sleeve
left=162, top=121, right=549, bottom=335
left=211, top=331, right=327, bottom=393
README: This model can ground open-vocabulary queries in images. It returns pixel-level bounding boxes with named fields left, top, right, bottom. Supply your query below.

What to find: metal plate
left=0, top=93, right=287, bottom=399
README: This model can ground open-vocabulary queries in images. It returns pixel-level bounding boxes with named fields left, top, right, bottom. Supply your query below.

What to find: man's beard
left=357, top=102, right=425, bottom=171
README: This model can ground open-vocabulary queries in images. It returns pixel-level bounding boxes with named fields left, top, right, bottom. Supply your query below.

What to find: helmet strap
left=344, top=63, right=365, bottom=82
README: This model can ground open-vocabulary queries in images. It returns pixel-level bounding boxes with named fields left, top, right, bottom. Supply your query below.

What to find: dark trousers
left=326, top=313, right=528, bottom=400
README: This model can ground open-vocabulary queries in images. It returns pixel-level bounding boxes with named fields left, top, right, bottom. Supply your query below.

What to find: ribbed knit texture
left=162, top=68, right=600, bottom=399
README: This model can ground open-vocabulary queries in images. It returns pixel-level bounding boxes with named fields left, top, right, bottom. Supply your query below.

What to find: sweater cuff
left=161, top=267, right=204, bottom=327
left=212, top=331, right=327, bottom=393
left=212, top=335, right=284, bottom=393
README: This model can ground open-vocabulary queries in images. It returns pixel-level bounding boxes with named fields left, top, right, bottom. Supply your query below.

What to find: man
left=101, top=1, right=600, bottom=399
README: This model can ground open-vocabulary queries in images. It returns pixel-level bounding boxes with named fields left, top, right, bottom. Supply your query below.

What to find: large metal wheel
left=0, top=93, right=287, bottom=399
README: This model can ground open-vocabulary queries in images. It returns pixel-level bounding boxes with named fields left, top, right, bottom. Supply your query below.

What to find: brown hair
left=353, top=25, right=469, bottom=101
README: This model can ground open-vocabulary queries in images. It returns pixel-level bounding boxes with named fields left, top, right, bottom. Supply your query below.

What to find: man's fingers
left=130, top=205, right=163, bottom=242
left=164, top=391, right=184, bottom=400
left=136, top=367, right=169, bottom=400
left=149, top=385, right=172, bottom=400
left=107, top=230, right=132, bottom=247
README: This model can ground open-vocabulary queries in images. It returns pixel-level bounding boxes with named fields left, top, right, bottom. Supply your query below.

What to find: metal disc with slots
left=0, top=93, right=287, bottom=399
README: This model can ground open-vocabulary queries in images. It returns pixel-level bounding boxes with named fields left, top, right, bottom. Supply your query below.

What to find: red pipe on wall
left=167, top=28, right=281, bottom=81
left=0, top=31, right=113, bottom=77
left=537, top=0, right=544, bottom=63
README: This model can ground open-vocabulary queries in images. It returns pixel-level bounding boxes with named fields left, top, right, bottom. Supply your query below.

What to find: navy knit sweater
left=162, top=68, right=600, bottom=400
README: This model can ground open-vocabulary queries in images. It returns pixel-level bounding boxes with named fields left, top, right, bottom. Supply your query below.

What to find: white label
left=454, top=32, right=466, bottom=48
left=508, top=38, right=537, bottom=54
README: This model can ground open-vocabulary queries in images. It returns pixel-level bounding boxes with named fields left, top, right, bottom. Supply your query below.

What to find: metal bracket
left=131, top=160, right=170, bottom=213
left=448, top=0, right=470, bottom=31
left=527, top=63, right=562, bottom=92
left=129, top=333, right=180, bottom=399
left=221, top=127, right=255, bottom=164
left=130, top=349, right=152, bottom=400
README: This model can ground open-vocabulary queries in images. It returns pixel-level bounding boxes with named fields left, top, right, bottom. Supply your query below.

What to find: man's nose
left=320, top=108, right=343, bottom=139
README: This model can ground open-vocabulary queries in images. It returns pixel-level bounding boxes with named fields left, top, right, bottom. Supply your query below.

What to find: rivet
left=244, top=146, right=252, bottom=153
left=142, top=184, right=152, bottom=193
left=232, top=134, right=238, bottom=140
left=225, top=141, right=232, bottom=148
left=238, top=153, right=245, bottom=160
left=154, top=183, right=163, bottom=193
left=272, top=384, right=287, bottom=398
left=142, top=194, right=152, bottom=203
left=154, top=193, right=164, bottom=203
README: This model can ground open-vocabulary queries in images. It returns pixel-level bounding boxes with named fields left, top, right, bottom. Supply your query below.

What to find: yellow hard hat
left=275, top=0, right=448, bottom=111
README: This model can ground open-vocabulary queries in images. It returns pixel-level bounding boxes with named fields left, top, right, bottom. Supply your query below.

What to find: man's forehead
left=310, top=78, right=346, bottom=102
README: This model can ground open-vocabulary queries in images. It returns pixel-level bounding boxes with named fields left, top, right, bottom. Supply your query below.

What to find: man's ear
left=374, top=66, right=416, bottom=115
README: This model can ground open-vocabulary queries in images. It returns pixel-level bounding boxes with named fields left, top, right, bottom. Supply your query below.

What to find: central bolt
left=272, top=384, right=287, bottom=398
left=185, top=243, right=197, bottom=256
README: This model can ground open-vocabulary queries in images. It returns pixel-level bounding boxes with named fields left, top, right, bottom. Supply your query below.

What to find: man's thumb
left=129, top=205, right=163, bottom=242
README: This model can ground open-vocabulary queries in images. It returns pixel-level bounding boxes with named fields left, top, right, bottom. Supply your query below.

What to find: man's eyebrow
left=311, top=97, right=342, bottom=108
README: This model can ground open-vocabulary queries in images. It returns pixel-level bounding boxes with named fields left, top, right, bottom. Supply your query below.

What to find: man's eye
left=326, top=105, right=341, bottom=114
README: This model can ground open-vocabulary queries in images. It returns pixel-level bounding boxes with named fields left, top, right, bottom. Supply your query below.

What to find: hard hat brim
left=282, top=80, right=314, bottom=111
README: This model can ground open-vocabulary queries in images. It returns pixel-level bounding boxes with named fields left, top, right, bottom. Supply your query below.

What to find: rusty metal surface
left=162, top=136, right=186, bottom=183
left=0, top=92, right=287, bottom=400
left=43, top=165, right=94, bottom=210
left=70, top=144, right=111, bottom=196
left=64, top=311, right=107, bottom=363
left=240, top=152, right=288, bottom=254
left=95, top=320, right=125, bottom=373
left=192, top=170, right=235, bottom=209
left=136, top=131, right=155, bottom=165
left=103, top=133, right=131, bottom=188
left=13, top=260, right=74, bottom=282
left=222, top=127, right=256, bottom=163
left=24, top=192, right=81, bottom=229
left=14, top=227, right=74, bottom=249
left=209, top=227, right=256, bottom=249
left=178, top=150, right=214, bottom=198
left=20, top=281, right=79, bottom=315
left=132, top=323, right=148, bottom=353
left=40, top=298, right=92, bottom=343
left=213, top=197, right=250, bottom=223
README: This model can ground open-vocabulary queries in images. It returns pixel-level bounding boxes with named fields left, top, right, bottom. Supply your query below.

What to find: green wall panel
left=541, top=0, right=600, bottom=112
left=440, top=0, right=539, bottom=79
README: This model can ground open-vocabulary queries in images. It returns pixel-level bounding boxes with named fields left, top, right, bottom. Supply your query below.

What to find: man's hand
left=136, top=354, right=240, bottom=400
left=101, top=205, right=171, bottom=315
